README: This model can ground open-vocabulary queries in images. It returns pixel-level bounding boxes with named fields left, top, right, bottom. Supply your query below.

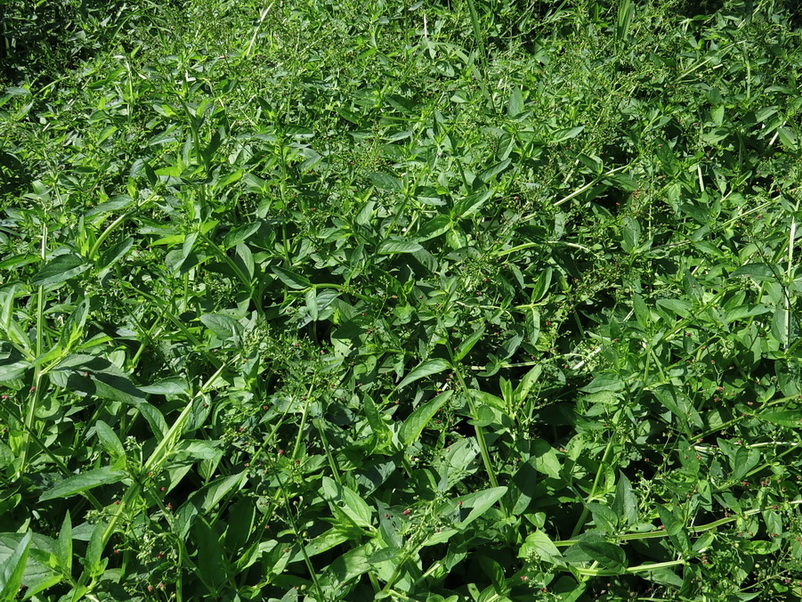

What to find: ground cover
left=2, top=0, right=802, bottom=599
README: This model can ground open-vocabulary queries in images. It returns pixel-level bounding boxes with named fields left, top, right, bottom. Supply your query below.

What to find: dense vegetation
left=2, top=0, right=802, bottom=599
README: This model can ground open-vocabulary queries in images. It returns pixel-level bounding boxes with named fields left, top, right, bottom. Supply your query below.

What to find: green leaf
left=724, top=304, right=770, bottom=323
left=731, top=263, right=778, bottom=282
left=174, top=473, right=247, bottom=538
left=399, top=391, right=452, bottom=447
left=140, top=377, right=190, bottom=396
left=84, top=520, right=107, bottom=578
left=621, top=217, right=641, bottom=253
left=223, top=222, right=260, bottom=249
left=531, top=268, right=553, bottom=302
left=551, top=125, right=584, bottom=144
left=367, top=171, right=403, bottom=191
left=0, top=442, right=13, bottom=469
left=580, top=373, right=624, bottom=394
left=305, top=288, right=319, bottom=321
left=633, top=293, right=650, bottom=328
left=55, top=512, right=72, bottom=575
left=732, top=447, right=760, bottom=481
left=656, top=506, right=691, bottom=555
left=0, top=342, right=29, bottom=383
left=31, top=253, right=89, bottom=287
left=51, top=354, right=145, bottom=404
left=193, top=517, right=228, bottom=590
left=39, top=467, right=126, bottom=502
left=519, top=530, right=562, bottom=561
left=477, top=159, right=511, bottom=182
left=456, top=486, right=508, bottom=530
left=377, top=239, right=424, bottom=254
left=397, top=358, right=450, bottom=390
left=303, top=528, right=352, bottom=559
left=656, top=298, right=691, bottom=318
left=416, top=215, right=452, bottom=242
left=453, top=189, right=493, bottom=219
left=200, top=313, right=243, bottom=343
left=94, top=420, right=126, bottom=464
left=771, top=306, right=790, bottom=347
left=0, top=531, right=30, bottom=601
left=363, top=395, right=392, bottom=444
left=532, top=439, right=561, bottom=478
left=758, top=410, right=802, bottom=427
left=508, top=88, right=524, bottom=117
left=85, top=195, right=135, bottom=217
left=320, top=477, right=374, bottom=529
left=272, top=265, right=311, bottom=289
left=613, top=472, right=638, bottom=526
left=453, top=326, right=485, bottom=361
left=576, top=539, right=627, bottom=571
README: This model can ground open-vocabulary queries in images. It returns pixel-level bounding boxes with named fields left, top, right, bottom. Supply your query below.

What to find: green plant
left=2, top=0, right=802, bottom=600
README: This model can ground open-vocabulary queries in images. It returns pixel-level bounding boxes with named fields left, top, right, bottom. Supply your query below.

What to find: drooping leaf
left=39, top=467, right=126, bottom=502
left=272, top=265, right=311, bottom=289
left=397, top=358, right=450, bottom=390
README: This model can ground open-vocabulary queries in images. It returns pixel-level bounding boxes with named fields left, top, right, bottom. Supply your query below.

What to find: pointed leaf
left=456, top=486, right=508, bottom=530
left=367, top=172, right=403, bottom=191
left=0, top=531, right=31, bottom=600
left=397, top=358, right=450, bottom=390
left=31, top=253, right=89, bottom=286
left=613, top=472, right=638, bottom=525
left=377, top=239, right=424, bottom=254
left=576, top=539, right=627, bottom=571
left=200, top=313, right=242, bottom=343
left=39, top=467, right=126, bottom=502
left=399, top=391, right=452, bottom=447
left=519, top=530, right=562, bottom=561
left=453, top=326, right=485, bottom=362
left=272, top=265, right=311, bottom=289
left=56, top=512, right=72, bottom=574
left=95, top=420, right=126, bottom=463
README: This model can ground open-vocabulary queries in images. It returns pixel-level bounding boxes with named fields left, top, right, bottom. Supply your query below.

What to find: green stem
left=101, top=363, right=229, bottom=549
left=314, top=418, right=342, bottom=485
left=571, top=411, right=621, bottom=538
left=447, top=344, right=499, bottom=490
left=574, top=559, right=686, bottom=577
left=555, top=499, right=802, bottom=547
left=19, top=223, right=48, bottom=476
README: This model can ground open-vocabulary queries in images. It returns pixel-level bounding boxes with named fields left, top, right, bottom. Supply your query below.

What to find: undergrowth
left=2, top=0, right=802, bottom=600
